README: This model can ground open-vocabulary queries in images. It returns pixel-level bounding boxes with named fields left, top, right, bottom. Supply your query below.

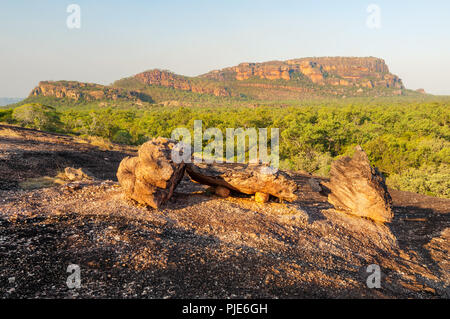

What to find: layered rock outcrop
left=186, top=162, right=298, bottom=202
left=29, top=81, right=152, bottom=102
left=202, top=57, right=403, bottom=89
left=117, top=137, right=187, bottom=208
left=323, top=146, right=394, bottom=223
left=134, top=70, right=230, bottom=97
left=117, top=142, right=298, bottom=206
left=29, top=57, right=406, bottom=103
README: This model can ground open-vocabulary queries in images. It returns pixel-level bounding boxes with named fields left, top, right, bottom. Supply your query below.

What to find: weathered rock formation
left=186, top=162, right=298, bottom=202
left=134, top=70, right=230, bottom=97
left=30, top=81, right=152, bottom=102
left=117, top=137, right=186, bottom=208
left=29, top=57, right=408, bottom=104
left=116, top=137, right=298, bottom=206
left=323, top=146, right=393, bottom=223
left=202, top=57, right=403, bottom=89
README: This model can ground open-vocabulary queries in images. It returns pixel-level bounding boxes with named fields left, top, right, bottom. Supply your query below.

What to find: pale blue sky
left=1, top=0, right=449, bottom=96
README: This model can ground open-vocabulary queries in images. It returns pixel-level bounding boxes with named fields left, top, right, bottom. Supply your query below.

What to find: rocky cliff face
left=134, top=70, right=230, bottom=97
left=202, top=57, right=404, bottom=89
left=28, top=57, right=407, bottom=103
left=30, top=81, right=152, bottom=102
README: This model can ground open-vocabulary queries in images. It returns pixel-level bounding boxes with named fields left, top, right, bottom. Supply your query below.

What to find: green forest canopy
left=1, top=99, right=449, bottom=198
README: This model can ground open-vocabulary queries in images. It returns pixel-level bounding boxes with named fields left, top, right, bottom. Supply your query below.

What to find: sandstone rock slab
left=186, top=162, right=297, bottom=202
left=323, top=146, right=393, bottom=223
left=117, top=137, right=186, bottom=208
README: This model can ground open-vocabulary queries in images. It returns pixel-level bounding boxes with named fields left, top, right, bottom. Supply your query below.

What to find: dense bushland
left=1, top=100, right=449, bottom=198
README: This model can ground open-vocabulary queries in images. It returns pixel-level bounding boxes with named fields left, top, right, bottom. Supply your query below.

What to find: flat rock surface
left=0, top=125, right=449, bottom=298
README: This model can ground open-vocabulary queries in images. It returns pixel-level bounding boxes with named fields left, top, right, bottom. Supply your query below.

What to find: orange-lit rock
left=255, top=192, right=270, bottom=203
left=201, top=57, right=402, bottom=89
left=135, top=70, right=230, bottom=97
left=323, top=146, right=394, bottom=223
left=30, top=81, right=152, bottom=102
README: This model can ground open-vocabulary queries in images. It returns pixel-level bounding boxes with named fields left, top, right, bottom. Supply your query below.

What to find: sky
left=1, top=0, right=450, bottom=97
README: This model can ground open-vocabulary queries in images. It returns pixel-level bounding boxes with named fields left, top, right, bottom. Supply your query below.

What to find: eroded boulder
left=117, top=137, right=187, bottom=208
left=323, top=146, right=393, bottom=223
left=186, top=162, right=298, bottom=202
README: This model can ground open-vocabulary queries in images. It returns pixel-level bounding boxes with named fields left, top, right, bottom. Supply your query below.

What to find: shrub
left=14, top=97, right=450, bottom=198
left=12, top=103, right=62, bottom=131
left=0, top=109, right=13, bottom=123
left=387, top=164, right=450, bottom=198
left=112, top=129, right=133, bottom=144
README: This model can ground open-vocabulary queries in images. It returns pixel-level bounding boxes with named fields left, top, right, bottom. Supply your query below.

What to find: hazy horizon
left=1, top=0, right=450, bottom=96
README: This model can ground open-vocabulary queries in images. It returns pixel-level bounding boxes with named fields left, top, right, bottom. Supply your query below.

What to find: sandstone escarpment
left=134, top=69, right=230, bottom=97
left=29, top=81, right=153, bottom=102
left=28, top=57, right=408, bottom=104
left=202, top=57, right=403, bottom=89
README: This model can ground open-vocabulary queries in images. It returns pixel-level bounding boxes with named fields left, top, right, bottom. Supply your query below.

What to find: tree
left=12, top=103, right=62, bottom=131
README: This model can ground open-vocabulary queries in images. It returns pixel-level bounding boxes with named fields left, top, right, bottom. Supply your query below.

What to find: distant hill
left=0, top=97, right=24, bottom=106
left=24, top=57, right=422, bottom=106
left=28, top=81, right=153, bottom=104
